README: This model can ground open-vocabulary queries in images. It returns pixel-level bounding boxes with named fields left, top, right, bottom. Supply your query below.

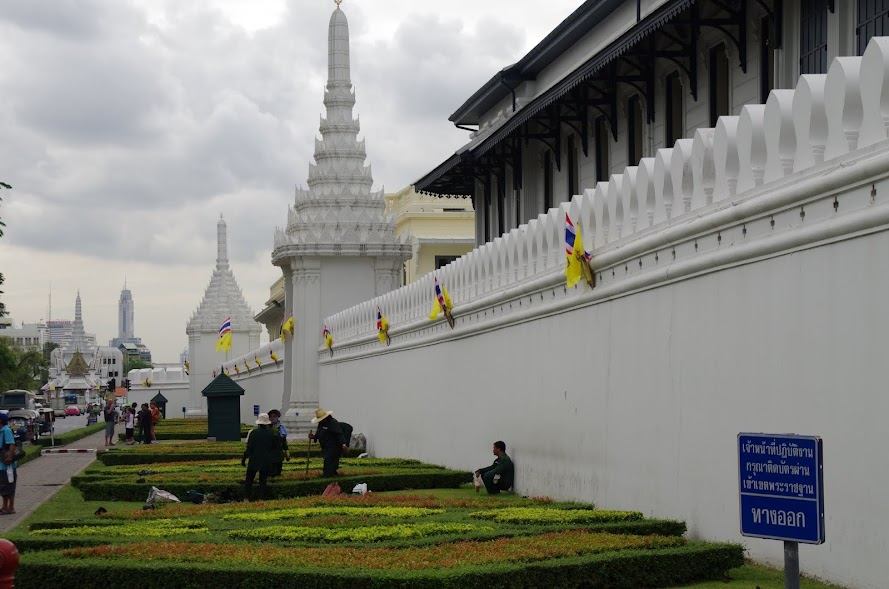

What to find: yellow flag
left=377, top=307, right=389, bottom=344
left=270, top=350, right=279, bottom=364
left=215, top=332, right=232, bottom=352
left=281, top=315, right=294, bottom=342
left=255, top=356, right=261, bottom=368
left=184, top=360, right=190, bottom=375
left=565, top=215, right=591, bottom=288
left=428, top=282, right=453, bottom=320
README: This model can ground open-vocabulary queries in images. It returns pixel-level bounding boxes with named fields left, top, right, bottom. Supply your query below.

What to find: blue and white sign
left=253, top=405, right=260, bottom=417
left=738, top=433, right=824, bottom=544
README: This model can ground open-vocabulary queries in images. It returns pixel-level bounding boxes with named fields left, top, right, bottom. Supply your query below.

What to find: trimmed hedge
left=118, top=431, right=248, bottom=442
left=71, top=469, right=472, bottom=501
left=16, top=542, right=744, bottom=589
left=34, top=423, right=105, bottom=448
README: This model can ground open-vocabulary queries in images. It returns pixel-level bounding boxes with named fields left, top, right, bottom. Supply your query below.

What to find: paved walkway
left=0, top=429, right=108, bottom=535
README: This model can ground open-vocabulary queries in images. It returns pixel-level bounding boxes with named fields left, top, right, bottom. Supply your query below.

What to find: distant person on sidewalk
left=308, top=408, right=350, bottom=477
left=268, top=409, right=289, bottom=476
left=103, top=398, right=119, bottom=446
left=124, top=406, right=136, bottom=445
left=0, top=413, right=17, bottom=515
left=137, top=403, right=152, bottom=444
left=242, top=413, right=277, bottom=501
left=475, top=441, right=514, bottom=495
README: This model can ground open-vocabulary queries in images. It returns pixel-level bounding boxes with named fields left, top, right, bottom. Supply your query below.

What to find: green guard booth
left=151, top=392, right=168, bottom=419
left=201, top=374, right=245, bottom=441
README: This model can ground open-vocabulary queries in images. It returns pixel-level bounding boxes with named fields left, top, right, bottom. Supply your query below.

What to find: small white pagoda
left=271, top=0, right=411, bottom=435
left=186, top=215, right=261, bottom=417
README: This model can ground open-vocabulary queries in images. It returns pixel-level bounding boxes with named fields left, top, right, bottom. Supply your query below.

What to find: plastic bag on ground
left=146, top=486, right=181, bottom=504
left=351, top=483, right=368, bottom=495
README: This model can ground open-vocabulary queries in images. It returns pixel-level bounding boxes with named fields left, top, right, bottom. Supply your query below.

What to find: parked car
left=65, top=405, right=81, bottom=416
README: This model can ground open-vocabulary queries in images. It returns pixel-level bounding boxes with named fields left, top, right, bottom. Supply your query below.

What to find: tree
left=0, top=336, right=48, bottom=392
left=123, top=358, right=153, bottom=375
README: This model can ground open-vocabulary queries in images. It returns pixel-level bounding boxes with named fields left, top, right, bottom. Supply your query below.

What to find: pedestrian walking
left=103, top=398, right=119, bottom=446
left=0, top=413, right=18, bottom=515
left=137, top=403, right=152, bottom=444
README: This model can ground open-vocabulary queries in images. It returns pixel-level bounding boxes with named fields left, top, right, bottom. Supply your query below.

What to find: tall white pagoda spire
left=272, top=1, right=410, bottom=257
left=68, top=290, right=90, bottom=352
left=271, top=1, right=410, bottom=435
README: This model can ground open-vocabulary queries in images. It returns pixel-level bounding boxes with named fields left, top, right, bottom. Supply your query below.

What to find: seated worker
left=475, top=440, right=514, bottom=494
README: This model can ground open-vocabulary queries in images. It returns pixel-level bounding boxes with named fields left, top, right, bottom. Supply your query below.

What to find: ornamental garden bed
left=118, top=418, right=251, bottom=442
left=71, top=456, right=472, bottom=501
left=13, top=489, right=743, bottom=588
left=99, top=440, right=336, bottom=465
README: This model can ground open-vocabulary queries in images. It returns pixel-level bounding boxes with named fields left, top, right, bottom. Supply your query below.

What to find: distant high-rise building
left=118, top=282, right=134, bottom=339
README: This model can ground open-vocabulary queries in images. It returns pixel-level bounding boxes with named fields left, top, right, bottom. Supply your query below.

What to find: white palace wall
left=315, top=38, right=889, bottom=589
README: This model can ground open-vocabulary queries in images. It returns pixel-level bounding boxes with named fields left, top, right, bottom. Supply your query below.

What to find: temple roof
left=188, top=216, right=260, bottom=334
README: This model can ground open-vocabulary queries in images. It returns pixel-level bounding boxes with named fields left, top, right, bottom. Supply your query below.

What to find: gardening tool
left=305, top=437, right=312, bottom=475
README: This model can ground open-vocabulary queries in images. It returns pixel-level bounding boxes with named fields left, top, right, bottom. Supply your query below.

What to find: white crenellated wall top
left=324, top=37, right=889, bottom=350
left=219, top=339, right=284, bottom=380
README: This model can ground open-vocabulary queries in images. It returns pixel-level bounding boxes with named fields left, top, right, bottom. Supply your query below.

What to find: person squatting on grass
left=268, top=409, right=289, bottom=476
left=0, top=413, right=17, bottom=515
left=475, top=440, right=514, bottom=495
left=308, top=408, right=349, bottom=478
left=242, top=413, right=277, bottom=501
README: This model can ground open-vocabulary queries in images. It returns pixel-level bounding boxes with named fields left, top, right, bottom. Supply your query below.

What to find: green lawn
left=674, top=563, right=847, bottom=589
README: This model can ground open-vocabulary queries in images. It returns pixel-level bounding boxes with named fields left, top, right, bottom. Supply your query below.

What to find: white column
left=284, top=257, right=322, bottom=437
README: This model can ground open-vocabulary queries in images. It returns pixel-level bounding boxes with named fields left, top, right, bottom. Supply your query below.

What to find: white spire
left=217, top=214, right=229, bottom=270
left=328, top=5, right=351, bottom=86
left=272, top=2, right=410, bottom=262
left=188, top=216, right=259, bottom=335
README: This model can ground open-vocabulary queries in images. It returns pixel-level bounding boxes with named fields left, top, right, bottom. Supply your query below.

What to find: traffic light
left=124, top=379, right=131, bottom=391
left=108, top=378, right=116, bottom=391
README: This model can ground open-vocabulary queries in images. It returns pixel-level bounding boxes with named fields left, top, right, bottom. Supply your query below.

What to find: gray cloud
left=0, top=0, right=583, bottom=360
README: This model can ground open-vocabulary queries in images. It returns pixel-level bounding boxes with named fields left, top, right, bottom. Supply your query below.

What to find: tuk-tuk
left=38, top=408, right=55, bottom=434
left=7, top=409, right=40, bottom=443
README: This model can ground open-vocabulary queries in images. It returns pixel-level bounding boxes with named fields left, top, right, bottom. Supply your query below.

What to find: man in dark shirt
left=308, top=408, right=348, bottom=477
left=137, top=403, right=152, bottom=444
left=476, top=440, right=514, bottom=494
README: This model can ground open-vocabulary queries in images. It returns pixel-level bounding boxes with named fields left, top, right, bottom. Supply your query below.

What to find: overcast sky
left=0, top=0, right=581, bottom=362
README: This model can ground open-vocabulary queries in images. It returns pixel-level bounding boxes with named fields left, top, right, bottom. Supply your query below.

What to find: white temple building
left=45, top=291, right=123, bottom=400
left=271, top=2, right=410, bottom=434
left=185, top=216, right=261, bottom=417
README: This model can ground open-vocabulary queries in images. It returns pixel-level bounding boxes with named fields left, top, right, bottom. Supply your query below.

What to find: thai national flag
left=565, top=214, right=577, bottom=256
left=434, top=277, right=446, bottom=309
left=218, top=317, right=232, bottom=337
left=376, top=307, right=383, bottom=331
left=565, top=214, right=591, bottom=260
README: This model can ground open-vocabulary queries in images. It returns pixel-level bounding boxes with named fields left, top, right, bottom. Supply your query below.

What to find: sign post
left=253, top=405, right=260, bottom=418
left=738, top=433, right=824, bottom=589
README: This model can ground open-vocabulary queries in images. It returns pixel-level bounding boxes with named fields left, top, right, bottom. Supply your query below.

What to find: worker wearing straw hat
left=308, top=408, right=349, bottom=477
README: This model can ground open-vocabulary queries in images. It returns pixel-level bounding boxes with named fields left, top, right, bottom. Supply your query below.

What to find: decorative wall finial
left=335, top=0, right=342, bottom=6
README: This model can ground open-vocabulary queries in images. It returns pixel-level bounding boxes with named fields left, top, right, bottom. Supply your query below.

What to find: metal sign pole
left=784, top=541, right=800, bottom=589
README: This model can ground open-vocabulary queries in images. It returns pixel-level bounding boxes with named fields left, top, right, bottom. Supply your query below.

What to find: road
left=45, top=414, right=101, bottom=436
